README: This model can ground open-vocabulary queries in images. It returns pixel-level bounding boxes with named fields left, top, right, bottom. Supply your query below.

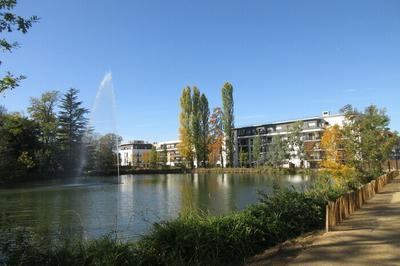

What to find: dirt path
left=249, top=175, right=400, bottom=266
left=288, top=175, right=400, bottom=266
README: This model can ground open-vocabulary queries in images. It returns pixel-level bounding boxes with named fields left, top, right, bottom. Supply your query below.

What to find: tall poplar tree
left=58, top=88, right=89, bottom=173
left=222, top=82, right=234, bottom=166
left=178, top=87, right=194, bottom=168
left=191, top=87, right=201, bottom=165
left=199, top=93, right=210, bottom=167
left=209, top=107, right=224, bottom=167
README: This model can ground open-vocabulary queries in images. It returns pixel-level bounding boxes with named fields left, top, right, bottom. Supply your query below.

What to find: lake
left=0, top=173, right=313, bottom=241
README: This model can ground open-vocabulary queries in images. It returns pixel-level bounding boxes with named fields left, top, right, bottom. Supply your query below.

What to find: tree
left=58, top=88, right=89, bottom=174
left=198, top=93, right=210, bottom=167
left=94, top=133, right=121, bottom=173
left=178, top=87, right=194, bottom=168
left=0, top=112, right=40, bottom=182
left=320, top=125, right=343, bottom=166
left=221, top=82, right=234, bottom=166
left=209, top=107, right=224, bottom=167
left=0, top=0, right=39, bottom=94
left=27, top=91, right=59, bottom=176
left=149, top=147, right=158, bottom=168
left=252, top=133, right=262, bottom=167
left=287, top=121, right=304, bottom=167
left=341, top=105, right=396, bottom=177
left=266, top=135, right=288, bottom=168
left=191, top=87, right=201, bottom=165
left=161, top=145, right=168, bottom=167
left=239, top=150, right=248, bottom=168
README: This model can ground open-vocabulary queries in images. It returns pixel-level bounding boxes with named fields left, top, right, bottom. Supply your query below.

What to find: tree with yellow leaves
left=320, top=125, right=357, bottom=187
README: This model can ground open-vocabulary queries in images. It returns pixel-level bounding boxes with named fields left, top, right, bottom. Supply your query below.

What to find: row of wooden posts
left=325, top=171, right=399, bottom=232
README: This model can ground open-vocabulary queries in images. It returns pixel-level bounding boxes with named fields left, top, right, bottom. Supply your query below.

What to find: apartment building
left=155, top=140, right=182, bottom=167
left=119, top=140, right=154, bottom=167
left=233, top=111, right=346, bottom=168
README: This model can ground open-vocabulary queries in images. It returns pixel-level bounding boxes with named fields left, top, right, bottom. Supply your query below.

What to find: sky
left=1, top=0, right=399, bottom=142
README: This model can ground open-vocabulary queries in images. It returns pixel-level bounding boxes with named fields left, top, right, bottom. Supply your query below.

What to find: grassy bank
left=195, top=167, right=316, bottom=176
left=86, top=167, right=187, bottom=176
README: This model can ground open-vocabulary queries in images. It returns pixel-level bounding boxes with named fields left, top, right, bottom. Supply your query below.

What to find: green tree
left=266, top=135, right=288, bottom=168
left=178, top=87, right=194, bottom=168
left=0, top=112, right=40, bottom=182
left=287, top=121, right=304, bottom=167
left=191, top=87, right=201, bottom=165
left=252, top=133, right=262, bottom=167
left=209, top=107, right=224, bottom=167
left=239, top=150, right=248, bottom=168
left=94, top=133, right=121, bottom=173
left=161, top=145, right=168, bottom=167
left=27, top=91, right=59, bottom=176
left=150, top=147, right=158, bottom=169
left=0, top=0, right=39, bottom=94
left=58, top=88, right=89, bottom=174
left=341, top=104, right=396, bottom=177
left=222, top=82, right=234, bottom=166
left=198, top=93, right=210, bottom=167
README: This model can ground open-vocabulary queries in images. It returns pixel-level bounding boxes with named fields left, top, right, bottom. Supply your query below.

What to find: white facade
left=119, top=140, right=154, bottom=167
left=233, top=111, right=346, bottom=168
left=155, top=140, right=182, bottom=167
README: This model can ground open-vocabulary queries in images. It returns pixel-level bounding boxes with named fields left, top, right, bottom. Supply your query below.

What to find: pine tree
left=58, top=88, right=89, bottom=173
left=222, top=82, right=234, bottom=166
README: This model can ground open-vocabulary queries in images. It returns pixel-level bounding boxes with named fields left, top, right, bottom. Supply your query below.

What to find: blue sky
left=1, top=0, right=399, bottom=142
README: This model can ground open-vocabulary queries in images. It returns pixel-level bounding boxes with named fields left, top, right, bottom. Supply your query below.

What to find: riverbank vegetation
left=1, top=186, right=326, bottom=265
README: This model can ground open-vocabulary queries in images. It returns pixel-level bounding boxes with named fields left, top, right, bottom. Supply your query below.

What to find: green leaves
left=0, top=0, right=39, bottom=94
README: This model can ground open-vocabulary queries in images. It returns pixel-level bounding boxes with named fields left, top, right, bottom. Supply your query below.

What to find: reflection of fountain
left=85, top=72, right=121, bottom=182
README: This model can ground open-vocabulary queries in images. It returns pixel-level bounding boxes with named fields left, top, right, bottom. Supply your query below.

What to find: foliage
left=287, top=121, right=304, bottom=166
left=198, top=93, right=210, bottom=167
left=191, top=87, right=201, bottom=164
left=252, top=133, right=262, bottom=167
left=0, top=0, right=39, bottom=94
left=93, top=133, right=121, bottom=173
left=209, top=107, right=224, bottom=167
left=221, top=82, right=234, bottom=167
left=160, top=145, right=168, bottom=167
left=149, top=147, right=158, bottom=168
left=58, top=88, right=89, bottom=174
left=341, top=104, right=396, bottom=179
left=0, top=112, right=40, bottom=182
left=178, top=87, right=194, bottom=168
left=27, top=91, right=59, bottom=176
left=266, top=135, right=288, bottom=168
left=239, top=150, right=248, bottom=168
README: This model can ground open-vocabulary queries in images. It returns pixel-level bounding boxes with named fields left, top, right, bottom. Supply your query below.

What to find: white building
left=155, top=140, right=182, bottom=167
left=119, top=140, right=154, bottom=167
left=233, top=111, right=346, bottom=168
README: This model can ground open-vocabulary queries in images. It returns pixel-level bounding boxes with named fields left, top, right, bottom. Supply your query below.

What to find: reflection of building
left=233, top=111, right=346, bottom=168
left=119, top=140, right=153, bottom=167
left=155, top=140, right=182, bottom=167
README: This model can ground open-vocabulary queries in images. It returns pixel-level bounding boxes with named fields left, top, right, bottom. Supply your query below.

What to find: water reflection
left=0, top=173, right=313, bottom=240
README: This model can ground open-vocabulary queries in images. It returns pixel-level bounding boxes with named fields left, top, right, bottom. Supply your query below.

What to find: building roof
left=234, top=113, right=344, bottom=130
